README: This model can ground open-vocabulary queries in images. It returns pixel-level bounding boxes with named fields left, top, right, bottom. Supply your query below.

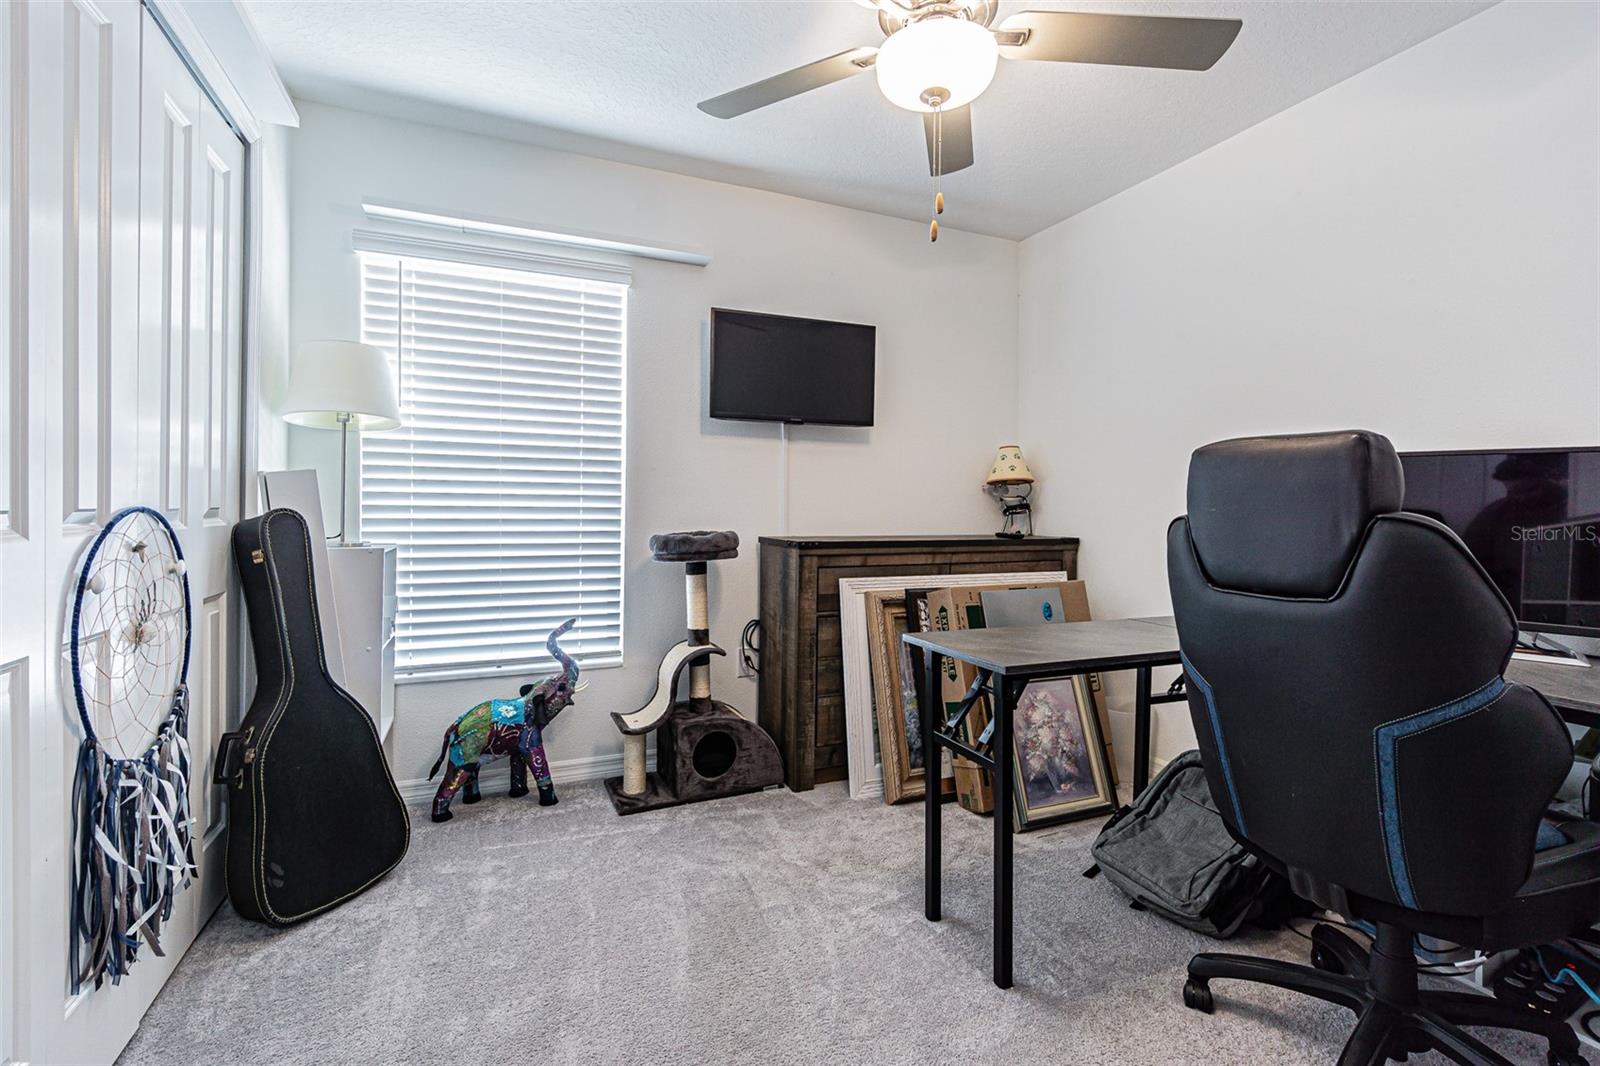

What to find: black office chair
left=1168, top=430, right=1600, bottom=1066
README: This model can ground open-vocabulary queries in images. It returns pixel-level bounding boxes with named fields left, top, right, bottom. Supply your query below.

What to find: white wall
left=253, top=121, right=292, bottom=481
left=286, top=101, right=1019, bottom=787
left=282, top=1, right=1598, bottom=786
left=1017, top=1, right=1600, bottom=763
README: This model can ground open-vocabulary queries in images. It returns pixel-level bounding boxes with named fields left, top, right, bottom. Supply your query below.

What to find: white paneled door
left=1, top=7, right=39, bottom=1065
left=136, top=0, right=246, bottom=947
left=5, top=4, right=246, bottom=1062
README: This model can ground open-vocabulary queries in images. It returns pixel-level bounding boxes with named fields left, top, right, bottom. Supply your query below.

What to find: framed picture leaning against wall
left=867, top=591, right=955, bottom=804
left=837, top=571, right=1076, bottom=801
left=1011, top=674, right=1115, bottom=830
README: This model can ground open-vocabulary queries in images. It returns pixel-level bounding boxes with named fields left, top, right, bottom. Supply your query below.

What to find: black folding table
left=902, top=614, right=1600, bottom=990
left=902, top=615, right=1186, bottom=989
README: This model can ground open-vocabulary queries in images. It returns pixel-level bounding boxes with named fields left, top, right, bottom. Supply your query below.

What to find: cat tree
left=604, top=530, right=783, bottom=814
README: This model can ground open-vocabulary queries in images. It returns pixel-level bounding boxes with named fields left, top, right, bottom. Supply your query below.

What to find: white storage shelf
left=327, top=544, right=397, bottom=747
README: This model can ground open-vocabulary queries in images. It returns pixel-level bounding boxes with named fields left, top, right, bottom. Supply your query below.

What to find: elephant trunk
left=547, top=618, right=579, bottom=688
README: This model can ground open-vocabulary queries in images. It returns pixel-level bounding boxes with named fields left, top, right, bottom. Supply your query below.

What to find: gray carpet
left=119, top=782, right=1569, bottom=1065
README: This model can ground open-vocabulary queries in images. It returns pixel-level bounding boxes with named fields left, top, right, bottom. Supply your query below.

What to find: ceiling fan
left=698, top=1, right=1242, bottom=239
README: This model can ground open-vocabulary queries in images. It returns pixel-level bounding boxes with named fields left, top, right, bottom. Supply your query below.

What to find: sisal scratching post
left=621, top=734, right=647, bottom=796
left=686, top=562, right=712, bottom=704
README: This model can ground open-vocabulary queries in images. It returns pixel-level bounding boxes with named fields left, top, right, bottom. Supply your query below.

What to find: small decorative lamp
left=281, top=340, right=402, bottom=544
left=984, top=444, right=1035, bottom=539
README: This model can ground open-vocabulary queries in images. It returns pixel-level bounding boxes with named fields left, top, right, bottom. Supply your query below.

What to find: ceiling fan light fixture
left=875, top=16, right=998, bottom=113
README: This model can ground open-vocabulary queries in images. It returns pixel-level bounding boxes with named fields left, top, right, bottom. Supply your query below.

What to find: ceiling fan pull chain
left=930, top=100, right=943, bottom=242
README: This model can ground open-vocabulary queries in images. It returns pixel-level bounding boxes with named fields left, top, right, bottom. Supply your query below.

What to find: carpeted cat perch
left=604, top=531, right=783, bottom=814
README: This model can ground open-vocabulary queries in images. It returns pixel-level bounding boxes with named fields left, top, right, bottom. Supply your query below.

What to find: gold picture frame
left=867, top=591, right=953, bottom=804
left=1011, top=674, right=1115, bottom=830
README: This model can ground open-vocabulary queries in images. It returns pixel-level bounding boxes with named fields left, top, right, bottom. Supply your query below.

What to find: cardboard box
left=949, top=685, right=995, bottom=814
left=926, top=587, right=994, bottom=814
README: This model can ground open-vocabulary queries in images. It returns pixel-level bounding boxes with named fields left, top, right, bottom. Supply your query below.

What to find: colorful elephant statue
left=427, top=619, right=581, bottom=823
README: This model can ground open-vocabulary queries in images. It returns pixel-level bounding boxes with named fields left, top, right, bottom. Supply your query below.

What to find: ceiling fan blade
left=996, top=11, right=1242, bottom=71
left=698, top=47, right=878, bottom=119
left=924, top=106, right=974, bottom=177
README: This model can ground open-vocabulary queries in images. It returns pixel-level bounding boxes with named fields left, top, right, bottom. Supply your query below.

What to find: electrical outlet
left=738, top=651, right=758, bottom=679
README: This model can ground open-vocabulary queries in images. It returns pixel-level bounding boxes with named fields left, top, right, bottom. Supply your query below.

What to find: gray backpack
left=1087, top=750, right=1289, bottom=938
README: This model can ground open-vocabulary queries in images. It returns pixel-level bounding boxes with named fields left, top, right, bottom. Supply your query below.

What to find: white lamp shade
left=281, top=340, right=402, bottom=431
left=985, top=444, right=1035, bottom=485
left=876, top=17, right=999, bottom=113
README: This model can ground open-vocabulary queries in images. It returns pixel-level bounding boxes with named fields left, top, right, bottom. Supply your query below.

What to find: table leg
left=924, top=651, right=942, bottom=923
left=992, top=674, right=1015, bottom=989
left=1133, top=665, right=1152, bottom=799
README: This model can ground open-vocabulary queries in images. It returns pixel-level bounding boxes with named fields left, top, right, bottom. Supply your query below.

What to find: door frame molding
left=141, top=0, right=297, bottom=145
left=136, top=0, right=292, bottom=524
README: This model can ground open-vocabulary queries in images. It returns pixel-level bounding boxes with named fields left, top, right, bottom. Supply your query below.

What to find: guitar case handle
left=214, top=727, right=254, bottom=785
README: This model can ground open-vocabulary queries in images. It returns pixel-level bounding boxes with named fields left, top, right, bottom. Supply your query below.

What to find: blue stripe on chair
left=1374, top=677, right=1507, bottom=909
left=1180, top=652, right=1246, bottom=835
left=1537, top=819, right=1570, bottom=852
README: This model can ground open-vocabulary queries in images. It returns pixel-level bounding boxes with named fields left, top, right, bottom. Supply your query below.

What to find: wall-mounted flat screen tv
left=709, top=308, right=876, bottom=426
left=1400, top=446, right=1600, bottom=638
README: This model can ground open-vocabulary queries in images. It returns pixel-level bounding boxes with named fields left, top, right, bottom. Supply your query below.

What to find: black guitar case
left=216, top=508, right=409, bottom=926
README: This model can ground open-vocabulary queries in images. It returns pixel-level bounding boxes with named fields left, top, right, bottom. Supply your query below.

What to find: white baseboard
left=398, top=751, right=1175, bottom=808
left=395, top=749, right=646, bottom=806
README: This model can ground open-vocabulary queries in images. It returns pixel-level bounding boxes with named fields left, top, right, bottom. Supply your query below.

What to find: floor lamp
left=281, top=340, right=402, bottom=544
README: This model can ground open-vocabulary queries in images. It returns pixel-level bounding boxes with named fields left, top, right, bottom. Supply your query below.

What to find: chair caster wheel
left=1183, top=978, right=1214, bottom=1014
left=1310, top=944, right=1344, bottom=975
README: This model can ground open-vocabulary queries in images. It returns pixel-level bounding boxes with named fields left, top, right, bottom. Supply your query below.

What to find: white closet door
left=10, top=4, right=247, bottom=1062
left=24, top=2, right=147, bottom=1062
left=185, top=81, right=246, bottom=927
left=0, top=5, right=41, bottom=1063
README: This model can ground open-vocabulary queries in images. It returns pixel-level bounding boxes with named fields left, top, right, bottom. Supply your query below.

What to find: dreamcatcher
left=68, top=505, right=196, bottom=992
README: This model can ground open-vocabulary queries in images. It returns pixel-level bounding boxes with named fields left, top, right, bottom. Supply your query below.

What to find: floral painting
left=1011, top=675, right=1114, bottom=829
left=896, top=623, right=924, bottom=770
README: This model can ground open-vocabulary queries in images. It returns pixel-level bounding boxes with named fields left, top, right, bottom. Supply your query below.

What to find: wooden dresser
left=757, top=535, right=1080, bottom=791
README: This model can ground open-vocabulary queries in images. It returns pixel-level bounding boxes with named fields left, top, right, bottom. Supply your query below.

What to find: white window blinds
left=359, top=251, right=626, bottom=678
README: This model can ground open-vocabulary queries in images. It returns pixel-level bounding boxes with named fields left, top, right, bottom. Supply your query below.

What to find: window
left=359, top=251, right=625, bottom=678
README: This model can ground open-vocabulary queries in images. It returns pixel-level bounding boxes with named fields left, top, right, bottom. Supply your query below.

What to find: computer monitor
left=1399, top=447, right=1600, bottom=639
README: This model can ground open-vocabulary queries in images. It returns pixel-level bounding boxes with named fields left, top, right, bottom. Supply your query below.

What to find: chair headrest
left=1186, top=430, right=1404, bottom=598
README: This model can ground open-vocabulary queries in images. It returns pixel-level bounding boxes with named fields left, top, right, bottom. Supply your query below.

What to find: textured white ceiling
left=243, top=0, right=1494, bottom=239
